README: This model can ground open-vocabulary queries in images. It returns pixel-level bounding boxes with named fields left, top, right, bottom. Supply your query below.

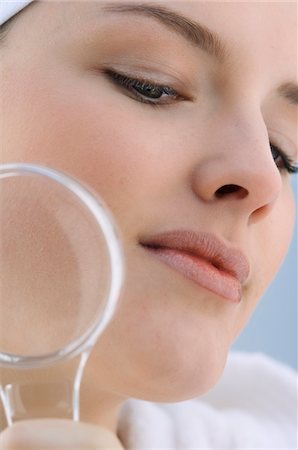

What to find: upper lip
left=140, top=230, right=250, bottom=284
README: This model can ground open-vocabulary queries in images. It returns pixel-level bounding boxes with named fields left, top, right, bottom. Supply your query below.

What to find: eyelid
left=268, top=128, right=297, bottom=161
left=274, top=142, right=297, bottom=171
left=111, top=70, right=177, bottom=91
left=270, top=142, right=298, bottom=174
left=100, top=65, right=194, bottom=100
left=102, top=68, right=193, bottom=108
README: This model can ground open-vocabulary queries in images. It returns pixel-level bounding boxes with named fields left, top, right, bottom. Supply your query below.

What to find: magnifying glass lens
left=1, top=169, right=115, bottom=358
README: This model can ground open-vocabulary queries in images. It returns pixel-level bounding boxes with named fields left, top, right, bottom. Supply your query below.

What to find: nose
left=191, top=116, right=282, bottom=220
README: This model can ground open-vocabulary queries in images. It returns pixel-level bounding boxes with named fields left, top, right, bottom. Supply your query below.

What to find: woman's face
left=1, top=0, right=297, bottom=404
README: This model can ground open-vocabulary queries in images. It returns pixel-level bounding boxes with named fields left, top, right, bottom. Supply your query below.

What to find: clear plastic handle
left=0, top=352, right=89, bottom=425
left=0, top=163, right=124, bottom=426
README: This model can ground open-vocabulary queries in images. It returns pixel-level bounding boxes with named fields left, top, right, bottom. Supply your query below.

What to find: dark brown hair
left=0, top=2, right=36, bottom=43
left=0, top=16, right=14, bottom=42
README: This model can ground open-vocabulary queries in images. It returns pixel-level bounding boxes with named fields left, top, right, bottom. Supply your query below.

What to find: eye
left=133, top=82, right=174, bottom=100
left=270, top=143, right=298, bottom=174
left=103, top=69, right=187, bottom=107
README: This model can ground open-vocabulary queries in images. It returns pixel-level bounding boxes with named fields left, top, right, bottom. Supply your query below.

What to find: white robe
left=117, top=351, right=297, bottom=449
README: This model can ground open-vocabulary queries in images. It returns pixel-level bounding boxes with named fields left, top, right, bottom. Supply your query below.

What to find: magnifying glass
left=0, top=163, right=124, bottom=426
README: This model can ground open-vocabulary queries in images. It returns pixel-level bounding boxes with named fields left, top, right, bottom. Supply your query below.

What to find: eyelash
left=270, top=143, right=298, bottom=174
left=104, top=69, right=298, bottom=175
left=103, top=68, right=185, bottom=107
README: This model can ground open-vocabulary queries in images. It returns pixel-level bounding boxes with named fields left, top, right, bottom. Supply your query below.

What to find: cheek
left=233, top=186, right=296, bottom=337
left=2, top=70, right=179, bottom=236
left=256, top=185, right=295, bottom=288
left=89, top=245, right=240, bottom=402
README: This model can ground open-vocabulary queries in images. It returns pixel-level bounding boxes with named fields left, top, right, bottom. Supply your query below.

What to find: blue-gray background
left=232, top=178, right=297, bottom=370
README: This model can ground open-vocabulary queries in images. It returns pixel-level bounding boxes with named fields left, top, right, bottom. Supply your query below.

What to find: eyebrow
left=101, top=2, right=297, bottom=107
left=101, top=2, right=227, bottom=62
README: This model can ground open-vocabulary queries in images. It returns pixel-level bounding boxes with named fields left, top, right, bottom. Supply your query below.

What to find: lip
left=140, top=230, right=250, bottom=303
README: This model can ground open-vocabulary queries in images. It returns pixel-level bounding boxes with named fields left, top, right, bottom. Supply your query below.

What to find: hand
left=0, top=419, right=125, bottom=449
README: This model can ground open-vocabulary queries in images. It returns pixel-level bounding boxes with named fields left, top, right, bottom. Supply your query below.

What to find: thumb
left=0, top=419, right=125, bottom=449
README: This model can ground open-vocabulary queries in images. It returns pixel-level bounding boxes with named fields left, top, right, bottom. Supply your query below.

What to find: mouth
left=140, top=230, right=250, bottom=303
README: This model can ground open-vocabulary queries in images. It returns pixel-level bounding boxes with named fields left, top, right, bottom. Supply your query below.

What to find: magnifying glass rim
left=0, top=162, right=124, bottom=369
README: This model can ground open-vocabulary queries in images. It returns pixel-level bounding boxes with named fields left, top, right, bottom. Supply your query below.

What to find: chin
left=126, top=340, right=230, bottom=404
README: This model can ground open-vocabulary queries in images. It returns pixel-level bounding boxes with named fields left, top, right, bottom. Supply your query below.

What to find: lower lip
left=144, top=247, right=242, bottom=303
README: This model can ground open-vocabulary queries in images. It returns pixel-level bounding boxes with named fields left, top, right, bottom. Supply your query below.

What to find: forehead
left=12, top=1, right=298, bottom=85
left=30, top=0, right=297, bottom=37
left=171, top=2, right=296, bottom=71
left=33, top=1, right=297, bottom=54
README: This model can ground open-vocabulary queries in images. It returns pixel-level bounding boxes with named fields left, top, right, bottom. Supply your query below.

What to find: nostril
left=215, top=184, right=248, bottom=199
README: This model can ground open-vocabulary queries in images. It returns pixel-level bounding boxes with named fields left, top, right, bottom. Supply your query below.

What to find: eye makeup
left=102, top=68, right=189, bottom=107
left=270, top=143, right=298, bottom=174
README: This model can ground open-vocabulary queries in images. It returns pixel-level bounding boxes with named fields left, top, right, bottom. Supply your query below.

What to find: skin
left=0, top=0, right=297, bottom=446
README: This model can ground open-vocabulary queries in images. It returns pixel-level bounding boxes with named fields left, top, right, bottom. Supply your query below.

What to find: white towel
left=117, top=351, right=297, bottom=449
left=0, top=1, right=33, bottom=26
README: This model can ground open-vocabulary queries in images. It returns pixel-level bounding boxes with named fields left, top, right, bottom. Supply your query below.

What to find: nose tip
left=191, top=156, right=282, bottom=217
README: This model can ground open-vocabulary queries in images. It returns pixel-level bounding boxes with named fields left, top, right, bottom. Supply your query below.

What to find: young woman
left=0, top=1, right=297, bottom=448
